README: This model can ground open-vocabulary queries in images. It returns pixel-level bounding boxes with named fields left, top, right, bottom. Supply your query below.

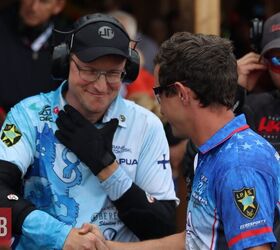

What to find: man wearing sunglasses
left=238, top=12, right=280, bottom=154
left=0, top=13, right=178, bottom=249
left=81, top=32, right=280, bottom=250
left=85, top=32, right=280, bottom=250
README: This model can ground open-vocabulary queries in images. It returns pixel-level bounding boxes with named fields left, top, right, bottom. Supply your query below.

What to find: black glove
left=55, top=105, right=119, bottom=175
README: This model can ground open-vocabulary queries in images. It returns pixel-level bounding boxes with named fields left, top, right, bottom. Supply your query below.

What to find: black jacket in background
left=243, top=89, right=280, bottom=153
left=0, top=3, right=62, bottom=112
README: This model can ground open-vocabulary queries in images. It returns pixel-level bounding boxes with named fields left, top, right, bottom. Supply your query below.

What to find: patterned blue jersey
left=186, top=115, right=280, bottom=249
left=0, top=82, right=178, bottom=249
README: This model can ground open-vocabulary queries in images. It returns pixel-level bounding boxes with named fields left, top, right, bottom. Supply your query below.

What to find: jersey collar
left=198, top=114, right=249, bottom=154
left=102, top=94, right=128, bottom=128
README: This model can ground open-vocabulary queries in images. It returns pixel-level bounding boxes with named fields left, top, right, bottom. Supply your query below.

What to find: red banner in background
left=0, top=208, right=11, bottom=248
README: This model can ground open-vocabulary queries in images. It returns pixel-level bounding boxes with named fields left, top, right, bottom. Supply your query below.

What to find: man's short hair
left=154, top=32, right=238, bottom=109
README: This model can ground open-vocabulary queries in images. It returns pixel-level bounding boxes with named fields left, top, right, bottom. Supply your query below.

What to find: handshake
left=55, top=105, right=119, bottom=176
left=64, top=224, right=109, bottom=250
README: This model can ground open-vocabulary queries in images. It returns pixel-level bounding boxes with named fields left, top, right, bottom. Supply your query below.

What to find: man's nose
left=93, top=73, right=108, bottom=90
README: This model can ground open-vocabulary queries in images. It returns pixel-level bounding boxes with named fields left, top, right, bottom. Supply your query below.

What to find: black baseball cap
left=261, top=12, right=280, bottom=55
left=71, top=14, right=130, bottom=62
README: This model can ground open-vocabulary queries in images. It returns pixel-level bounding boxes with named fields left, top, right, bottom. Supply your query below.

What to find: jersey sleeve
left=135, top=116, right=179, bottom=203
left=0, top=102, right=36, bottom=175
left=18, top=210, right=72, bottom=249
left=217, top=166, right=277, bottom=249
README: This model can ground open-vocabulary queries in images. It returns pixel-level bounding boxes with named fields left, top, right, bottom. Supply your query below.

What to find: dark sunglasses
left=153, top=83, right=177, bottom=103
left=153, top=80, right=191, bottom=95
left=265, top=55, right=280, bottom=73
left=153, top=83, right=176, bottom=96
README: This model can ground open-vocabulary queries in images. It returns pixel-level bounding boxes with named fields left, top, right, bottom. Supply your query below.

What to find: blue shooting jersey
left=186, top=115, right=280, bottom=250
left=0, top=82, right=178, bottom=249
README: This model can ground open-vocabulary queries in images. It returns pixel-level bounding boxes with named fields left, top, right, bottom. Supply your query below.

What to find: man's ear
left=175, top=82, right=190, bottom=105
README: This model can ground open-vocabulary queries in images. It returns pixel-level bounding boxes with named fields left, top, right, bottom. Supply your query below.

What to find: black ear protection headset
left=51, top=13, right=140, bottom=83
left=249, top=18, right=264, bottom=53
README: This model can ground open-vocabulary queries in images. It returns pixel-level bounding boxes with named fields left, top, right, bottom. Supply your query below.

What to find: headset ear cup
left=51, top=43, right=70, bottom=80
left=123, top=48, right=140, bottom=84
left=249, top=18, right=263, bottom=53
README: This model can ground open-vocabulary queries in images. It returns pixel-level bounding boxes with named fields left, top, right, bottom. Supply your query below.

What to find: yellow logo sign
left=1, top=124, right=22, bottom=147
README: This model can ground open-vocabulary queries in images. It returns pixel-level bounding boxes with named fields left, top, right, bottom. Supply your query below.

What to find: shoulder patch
left=233, top=187, right=259, bottom=219
left=1, top=124, right=22, bottom=147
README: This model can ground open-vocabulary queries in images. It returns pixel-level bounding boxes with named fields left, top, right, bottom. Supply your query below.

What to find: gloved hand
left=55, top=105, right=119, bottom=175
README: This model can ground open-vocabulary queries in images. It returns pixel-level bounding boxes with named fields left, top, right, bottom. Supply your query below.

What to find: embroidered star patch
left=1, top=124, right=22, bottom=147
left=233, top=187, right=259, bottom=219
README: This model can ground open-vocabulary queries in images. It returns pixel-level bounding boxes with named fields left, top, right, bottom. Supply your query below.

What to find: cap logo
left=271, top=24, right=280, bottom=32
left=98, top=26, right=114, bottom=39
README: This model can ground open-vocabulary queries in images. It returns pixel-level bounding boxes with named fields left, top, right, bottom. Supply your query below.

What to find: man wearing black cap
left=237, top=12, right=280, bottom=154
left=0, top=13, right=178, bottom=249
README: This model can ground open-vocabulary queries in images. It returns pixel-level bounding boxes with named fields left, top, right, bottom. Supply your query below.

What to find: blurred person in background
left=237, top=12, right=280, bottom=154
left=109, top=10, right=155, bottom=100
left=0, top=0, right=66, bottom=126
left=137, top=30, right=159, bottom=75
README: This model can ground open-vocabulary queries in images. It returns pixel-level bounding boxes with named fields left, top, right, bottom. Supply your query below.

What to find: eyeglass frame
left=153, top=83, right=176, bottom=102
left=71, top=57, right=127, bottom=84
left=153, top=80, right=190, bottom=103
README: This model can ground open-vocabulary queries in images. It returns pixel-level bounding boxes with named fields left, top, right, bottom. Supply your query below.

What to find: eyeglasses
left=264, top=55, right=280, bottom=74
left=153, top=83, right=176, bottom=103
left=71, top=58, right=126, bottom=84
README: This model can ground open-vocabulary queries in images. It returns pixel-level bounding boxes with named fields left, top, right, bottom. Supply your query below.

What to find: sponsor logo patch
left=39, top=105, right=53, bottom=122
left=118, top=158, right=138, bottom=165
left=1, top=124, right=22, bottom=147
left=98, top=26, right=114, bottom=39
left=157, top=154, right=170, bottom=169
left=113, top=145, right=131, bottom=154
left=191, top=175, right=208, bottom=206
left=233, top=187, right=259, bottom=219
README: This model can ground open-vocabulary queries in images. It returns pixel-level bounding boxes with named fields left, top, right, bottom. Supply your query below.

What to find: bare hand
left=63, top=227, right=109, bottom=250
left=237, top=52, right=267, bottom=91
left=79, top=223, right=105, bottom=241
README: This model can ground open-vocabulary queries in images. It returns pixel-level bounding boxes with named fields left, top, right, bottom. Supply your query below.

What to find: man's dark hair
left=154, top=32, right=238, bottom=108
